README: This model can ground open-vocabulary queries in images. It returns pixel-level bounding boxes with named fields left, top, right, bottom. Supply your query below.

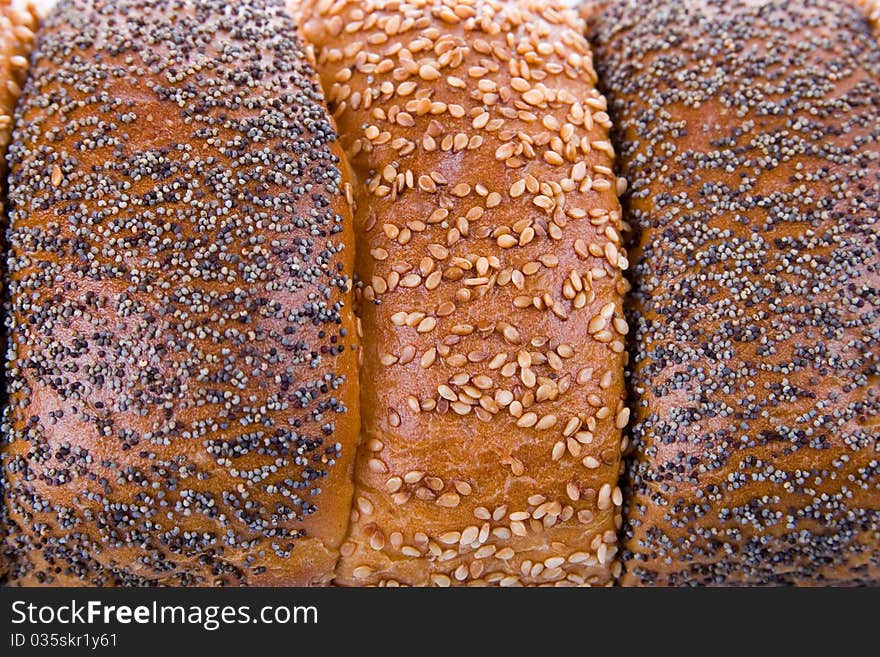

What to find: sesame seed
left=419, top=64, right=441, bottom=80
left=522, top=89, right=545, bottom=106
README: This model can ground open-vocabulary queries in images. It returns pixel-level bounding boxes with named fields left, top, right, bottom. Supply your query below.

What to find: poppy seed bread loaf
left=0, top=0, right=39, bottom=582
left=587, top=0, right=880, bottom=585
left=1, top=0, right=360, bottom=586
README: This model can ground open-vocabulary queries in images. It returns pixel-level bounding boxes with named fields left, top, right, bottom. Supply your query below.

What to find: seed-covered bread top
left=1, top=0, right=360, bottom=586
left=299, top=0, right=630, bottom=586
left=588, top=0, right=880, bottom=585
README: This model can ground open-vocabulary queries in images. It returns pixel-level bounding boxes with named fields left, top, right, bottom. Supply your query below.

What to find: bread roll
left=298, top=0, right=629, bottom=586
left=588, top=0, right=880, bottom=585
left=1, top=0, right=360, bottom=586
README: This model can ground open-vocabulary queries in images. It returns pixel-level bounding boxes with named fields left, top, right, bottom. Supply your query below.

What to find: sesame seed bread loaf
left=587, top=0, right=880, bottom=585
left=1, top=0, right=360, bottom=586
left=0, top=1, right=37, bottom=181
left=297, top=0, right=629, bottom=587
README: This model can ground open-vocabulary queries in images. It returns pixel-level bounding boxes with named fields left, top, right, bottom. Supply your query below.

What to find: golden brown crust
left=589, top=0, right=880, bottom=585
left=2, top=0, right=360, bottom=586
left=297, top=0, right=629, bottom=586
